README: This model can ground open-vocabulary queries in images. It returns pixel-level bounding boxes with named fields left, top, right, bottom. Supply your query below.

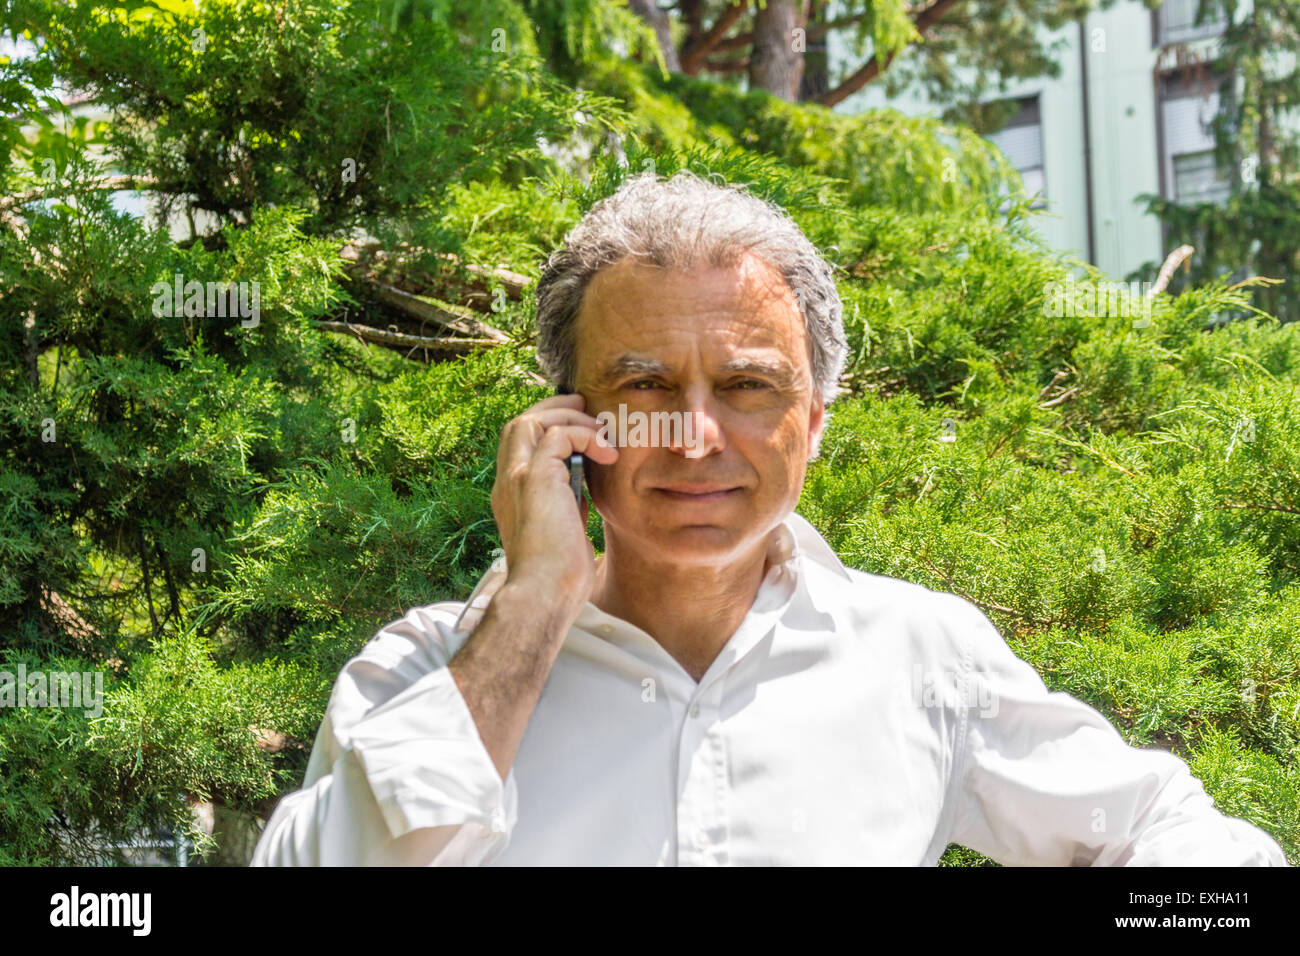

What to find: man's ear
left=808, top=392, right=826, bottom=461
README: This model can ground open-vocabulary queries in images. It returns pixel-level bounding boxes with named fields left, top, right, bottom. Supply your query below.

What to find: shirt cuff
left=347, top=663, right=516, bottom=842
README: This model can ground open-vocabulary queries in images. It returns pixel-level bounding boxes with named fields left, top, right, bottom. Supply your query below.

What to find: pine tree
left=0, top=0, right=1295, bottom=864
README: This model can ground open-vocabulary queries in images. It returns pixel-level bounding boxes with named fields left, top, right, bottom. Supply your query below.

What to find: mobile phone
left=556, top=386, right=585, bottom=507
left=566, top=453, right=584, bottom=507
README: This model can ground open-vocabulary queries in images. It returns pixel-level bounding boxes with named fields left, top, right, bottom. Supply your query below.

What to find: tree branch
left=1038, top=385, right=1080, bottom=408
left=1036, top=369, right=1070, bottom=401
left=703, top=56, right=751, bottom=72
left=906, top=541, right=1054, bottom=629
left=714, top=7, right=872, bottom=52
left=816, top=0, right=963, bottom=108
left=340, top=244, right=528, bottom=310
left=1149, top=244, right=1196, bottom=296
left=0, top=175, right=158, bottom=211
left=313, top=320, right=500, bottom=354
left=682, top=1, right=750, bottom=75
left=350, top=276, right=512, bottom=343
left=138, top=527, right=159, bottom=639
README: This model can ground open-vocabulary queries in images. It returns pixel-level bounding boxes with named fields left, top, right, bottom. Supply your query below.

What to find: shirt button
left=693, top=828, right=709, bottom=849
left=689, top=703, right=701, bottom=718
left=598, top=624, right=614, bottom=637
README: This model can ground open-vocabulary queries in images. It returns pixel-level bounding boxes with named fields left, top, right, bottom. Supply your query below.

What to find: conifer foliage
left=0, top=0, right=1296, bottom=864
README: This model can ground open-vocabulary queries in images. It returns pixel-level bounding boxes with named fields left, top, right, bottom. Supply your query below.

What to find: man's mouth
left=652, top=484, right=743, bottom=502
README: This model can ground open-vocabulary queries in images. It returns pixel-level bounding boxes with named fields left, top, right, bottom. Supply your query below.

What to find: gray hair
left=534, top=169, right=847, bottom=404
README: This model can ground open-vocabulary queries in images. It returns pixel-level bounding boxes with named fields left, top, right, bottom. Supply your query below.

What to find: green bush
left=1, top=0, right=1295, bottom=865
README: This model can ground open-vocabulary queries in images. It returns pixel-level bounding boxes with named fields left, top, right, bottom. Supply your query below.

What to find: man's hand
left=449, top=393, right=618, bottom=785
left=490, top=392, right=618, bottom=618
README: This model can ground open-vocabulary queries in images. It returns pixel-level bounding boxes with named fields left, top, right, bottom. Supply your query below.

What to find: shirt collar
left=453, top=510, right=851, bottom=637
left=782, top=510, right=853, bottom=583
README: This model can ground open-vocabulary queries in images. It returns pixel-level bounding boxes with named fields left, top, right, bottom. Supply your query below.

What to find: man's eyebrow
left=718, top=358, right=798, bottom=384
left=591, top=356, right=672, bottom=387
left=591, top=356, right=801, bottom=387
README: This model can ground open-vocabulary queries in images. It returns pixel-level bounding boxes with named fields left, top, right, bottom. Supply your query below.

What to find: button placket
left=706, top=678, right=730, bottom=863
left=676, top=690, right=711, bottom=864
left=676, top=675, right=731, bottom=864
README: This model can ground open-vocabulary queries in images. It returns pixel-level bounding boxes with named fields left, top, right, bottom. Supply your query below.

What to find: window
left=985, top=95, right=1046, bottom=208
left=1158, top=71, right=1230, bottom=205
left=1155, top=0, right=1227, bottom=46
left=1173, top=150, right=1231, bottom=204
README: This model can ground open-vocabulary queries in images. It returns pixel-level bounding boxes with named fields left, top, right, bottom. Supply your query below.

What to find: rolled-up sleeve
left=251, top=602, right=517, bottom=866
left=941, top=599, right=1288, bottom=867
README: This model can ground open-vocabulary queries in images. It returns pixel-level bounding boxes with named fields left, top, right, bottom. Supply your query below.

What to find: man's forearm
left=448, top=578, right=577, bottom=784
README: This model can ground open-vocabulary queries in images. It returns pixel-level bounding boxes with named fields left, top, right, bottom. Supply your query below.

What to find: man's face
left=572, top=251, right=825, bottom=567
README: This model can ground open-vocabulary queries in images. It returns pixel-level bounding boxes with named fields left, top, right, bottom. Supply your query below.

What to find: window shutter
left=1163, top=93, right=1219, bottom=157
left=987, top=123, right=1043, bottom=172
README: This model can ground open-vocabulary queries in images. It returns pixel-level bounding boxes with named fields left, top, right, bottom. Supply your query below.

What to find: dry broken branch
left=358, top=279, right=512, bottom=343
left=313, top=320, right=500, bottom=353
left=1149, top=245, right=1196, bottom=296
left=1038, top=386, right=1080, bottom=408
left=1036, top=369, right=1070, bottom=401
left=340, top=243, right=529, bottom=303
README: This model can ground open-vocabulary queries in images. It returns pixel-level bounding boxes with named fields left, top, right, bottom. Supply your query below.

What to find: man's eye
left=628, top=380, right=663, bottom=390
left=730, top=379, right=767, bottom=390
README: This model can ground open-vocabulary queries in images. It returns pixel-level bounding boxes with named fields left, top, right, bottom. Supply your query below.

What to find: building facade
left=827, top=0, right=1238, bottom=281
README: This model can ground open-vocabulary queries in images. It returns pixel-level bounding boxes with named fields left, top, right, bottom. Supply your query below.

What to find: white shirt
left=250, top=512, right=1288, bottom=866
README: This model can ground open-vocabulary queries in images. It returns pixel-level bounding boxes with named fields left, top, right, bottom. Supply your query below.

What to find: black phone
left=556, top=386, right=585, bottom=507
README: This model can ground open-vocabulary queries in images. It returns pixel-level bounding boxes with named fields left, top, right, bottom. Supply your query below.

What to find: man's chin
left=616, top=521, right=770, bottom=566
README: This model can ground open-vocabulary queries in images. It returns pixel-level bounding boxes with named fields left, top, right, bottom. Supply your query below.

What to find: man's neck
left=590, top=529, right=774, bottom=684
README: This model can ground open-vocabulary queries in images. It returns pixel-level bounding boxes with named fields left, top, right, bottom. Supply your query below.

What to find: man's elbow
left=250, top=787, right=321, bottom=866
left=1120, top=784, right=1289, bottom=866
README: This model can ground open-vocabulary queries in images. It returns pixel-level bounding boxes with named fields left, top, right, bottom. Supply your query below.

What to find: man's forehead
left=572, top=251, right=811, bottom=386
left=582, top=252, right=795, bottom=312
left=578, top=253, right=803, bottom=338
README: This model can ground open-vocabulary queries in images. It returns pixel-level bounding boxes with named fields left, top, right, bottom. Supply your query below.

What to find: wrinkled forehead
left=582, top=251, right=795, bottom=310
left=574, top=252, right=811, bottom=377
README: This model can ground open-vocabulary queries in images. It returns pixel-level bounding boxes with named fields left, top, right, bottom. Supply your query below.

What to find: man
left=251, top=170, right=1287, bottom=866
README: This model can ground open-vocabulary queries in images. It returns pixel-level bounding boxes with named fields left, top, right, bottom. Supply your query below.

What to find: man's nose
left=669, top=385, right=724, bottom=459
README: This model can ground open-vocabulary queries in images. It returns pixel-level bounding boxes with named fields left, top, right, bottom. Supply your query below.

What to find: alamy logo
left=0, top=665, right=103, bottom=718
left=1043, top=277, right=1155, bottom=325
left=594, top=405, right=706, bottom=457
left=892, top=664, right=999, bottom=718
left=50, top=886, right=151, bottom=936
left=151, top=272, right=260, bottom=327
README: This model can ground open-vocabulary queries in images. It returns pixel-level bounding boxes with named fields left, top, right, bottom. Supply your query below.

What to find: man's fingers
left=532, top=423, right=620, bottom=468
left=498, top=406, right=606, bottom=472
left=534, top=393, right=586, bottom=411
left=523, top=407, right=605, bottom=433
